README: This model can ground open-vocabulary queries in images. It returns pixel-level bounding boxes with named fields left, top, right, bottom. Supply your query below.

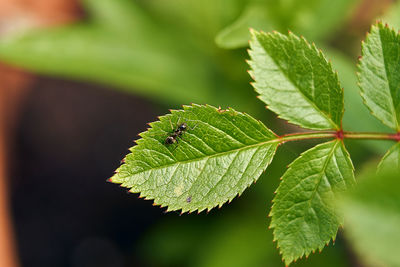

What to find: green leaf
left=270, top=140, right=355, bottom=265
left=215, top=3, right=274, bottom=49
left=110, top=104, right=279, bottom=213
left=339, top=167, right=400, bottom=267
left=378, top=142, right=400, bottom=172
left=248, top=31, right=344, bottom=130
left=215, top=0, right=359, bottom=49
left=358, top=22, right=400, bottom=131
left=137, top=0, right=245, bottom=42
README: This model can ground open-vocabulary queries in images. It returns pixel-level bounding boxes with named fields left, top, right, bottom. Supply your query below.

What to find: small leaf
left=377, top=142, right=400, bottom=172
left=215, top=3, right=273, bottom=49
left=358, top=22, right=400, bottom=131
left=215, top=0, right=358, bottom=49
left=339, top=167, right=400, bottom=267
left=110, top=104, right=279, bottom=213
left=270, top=140, right=355, bottom=265
left=248, top=30, right=344, bottom=130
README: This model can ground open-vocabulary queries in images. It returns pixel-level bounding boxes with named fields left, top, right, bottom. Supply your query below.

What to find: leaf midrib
left=130, top=138, right=280, bottom=176
left=307, top=140, right=339, bottom=209
left=273, top=140, right=339, bottom=222
left=255, top=34, right=339, bottom=130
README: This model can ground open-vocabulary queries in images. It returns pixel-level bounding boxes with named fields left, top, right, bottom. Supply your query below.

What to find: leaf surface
left=270, top=140, right=355, bottom=265
left=249, top=31, right=344, bottom=130
left=110, top=104, right=279, bottom=213
left=358, top=22, right=400, bottom=130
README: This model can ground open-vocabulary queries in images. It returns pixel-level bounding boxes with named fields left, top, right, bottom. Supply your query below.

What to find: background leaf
left=0, top=13, right=210, bottom=104
left=378, top=142, right=400, bottom=172
left=110, top=104, right=279, bottom=213
left=380, top=1, right=400, bottom=30
left=215, top=0, right=359, bottom=49
left=0, top=0, right=256, bottom=111
left=339, top=166, right=400, bottom=267
left=270, top=140, right=355, bottom=265
left=249, top=30, right=343, bottom=130
left=215, top=3, right=273, bottom=49
left=358, top=22, right=400, bottom=131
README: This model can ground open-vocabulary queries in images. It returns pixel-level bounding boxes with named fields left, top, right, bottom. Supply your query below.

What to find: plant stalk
left=279, top=131, right=400, bottom=143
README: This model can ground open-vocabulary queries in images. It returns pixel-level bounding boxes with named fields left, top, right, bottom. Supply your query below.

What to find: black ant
left=165, top=122, right=188, bottom=145
left=163, top=116, right=198, bottom=149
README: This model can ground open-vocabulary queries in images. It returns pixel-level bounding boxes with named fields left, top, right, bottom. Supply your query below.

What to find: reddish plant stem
left=279, top=130, right=400, bottom=143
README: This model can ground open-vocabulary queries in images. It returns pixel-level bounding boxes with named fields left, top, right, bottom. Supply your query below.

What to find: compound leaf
left=110, top=104, right=279, bottom=213
left=270, top=140, right=355, bottom=265
left=249, top=30, right=343, bottom=130
left=378, top=142, right=400, bottom=172
left=358, top=22, right=400, bottom=131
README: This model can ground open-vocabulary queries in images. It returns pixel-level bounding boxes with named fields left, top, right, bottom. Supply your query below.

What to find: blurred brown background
left=0, top=1, right=163, bottom=266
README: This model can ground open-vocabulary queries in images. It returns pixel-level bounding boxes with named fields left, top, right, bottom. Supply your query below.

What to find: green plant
left=110, top=22, right=400, bottom=265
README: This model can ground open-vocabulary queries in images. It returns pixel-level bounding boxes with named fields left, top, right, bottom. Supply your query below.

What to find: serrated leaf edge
left=357, top=21, right=400, bottom=131
left=269, top=140, right=351, bottom=265
left=248, top=30, right=343, bottom=131
left=109, top=104, right=280, bottom=214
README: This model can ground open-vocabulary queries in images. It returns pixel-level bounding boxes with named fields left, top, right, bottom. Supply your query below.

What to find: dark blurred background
left=0, top=0, right=399, bottom=266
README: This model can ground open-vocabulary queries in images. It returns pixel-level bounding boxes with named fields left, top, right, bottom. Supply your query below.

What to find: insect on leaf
left=110, top=104, right=279, bottom=213
left=248, top=30, right=344, bottom=130
left=270, top=140, right=355, bottom=265
left=358, top=22, right=400, bottom=131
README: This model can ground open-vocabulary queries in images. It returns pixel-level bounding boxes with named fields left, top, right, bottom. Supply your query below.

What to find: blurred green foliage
left=339, top=165, right=400, bottom=267
left=0, top=0, right=257, bottom=113
left=380, top=0, right=400, bottom=30
left=1, top=0, right=399, bottom=266
left=0, top=0, right=362, bottom=118
left=216, top=0, right=359, bottom=49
